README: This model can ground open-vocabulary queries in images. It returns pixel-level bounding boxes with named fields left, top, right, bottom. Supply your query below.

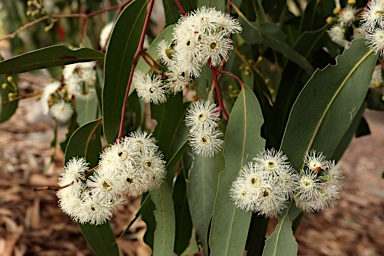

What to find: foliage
left=0, top=0, right=381, bottom=255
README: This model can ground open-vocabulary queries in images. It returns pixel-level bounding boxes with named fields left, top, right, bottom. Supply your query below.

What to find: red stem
left=117, top=0, right=155, bottom=140
left=209, top=60, right=229, bottom=120
left=378, top=57, right=384, bottom=69
left=216, top=69, right=244, bottom=88
left=141, top=52, right=163, bottom=75
left=174, top=0, right=186, bottom=16
left=227, top=0, right=232, bottom=15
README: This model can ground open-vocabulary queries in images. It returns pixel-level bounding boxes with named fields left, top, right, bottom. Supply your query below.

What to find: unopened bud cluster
left=57, top=131, right=166, bottom=225
left=327, top=2, right=357, bottom=48
left=133, top=7, right=242, bottom=104
left=185, top=100, right=223, bottom=157
left=230, top=149, right=343, bottom=217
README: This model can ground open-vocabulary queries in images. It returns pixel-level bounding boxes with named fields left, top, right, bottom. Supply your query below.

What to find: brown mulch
left=1, top=73, right=383, bottom=256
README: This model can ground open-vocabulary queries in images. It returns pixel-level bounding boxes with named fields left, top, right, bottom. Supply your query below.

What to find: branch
left=0, top=4, right=121, bottom=42
left=117, top=0, right=156, bottom=140
left=209, top=60, right=230, bottom=120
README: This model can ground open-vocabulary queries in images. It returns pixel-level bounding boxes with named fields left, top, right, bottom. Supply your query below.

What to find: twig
left=174, top=0, right=186, bottom=16
left=0, top=5, right=121, bottom=42
left=141, top=52, right=163, bottom=75
left=216, top=69, right=244, bottom=87
left=209, top=60, right=230, bottom=120
left=117, top=0, right=156, bottom=140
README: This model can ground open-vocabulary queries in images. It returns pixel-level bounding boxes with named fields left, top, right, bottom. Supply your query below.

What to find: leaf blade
left=102, top=0, right=147, bottom=143
left=64, top=118, right=119, bottom=256
left=0, top=45, right=104, bottom=74
left=209, top=85, right=265, bottom=256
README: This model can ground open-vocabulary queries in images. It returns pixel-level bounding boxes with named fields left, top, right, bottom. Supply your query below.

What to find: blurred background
left=0, top=0, right=383, bottom=255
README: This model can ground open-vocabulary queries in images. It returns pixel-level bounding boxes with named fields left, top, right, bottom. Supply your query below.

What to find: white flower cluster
left=185, top=100, right=223, bottom=157
left=327, top=4, right=357, bottom=48
left=133, top=7, right=242, bottom=104
left=63, top=61, right=96, bottom=100
left=40, top=81, right=73, bottom=123
left=230, top=149, right=297, bottom=217
left=361, top=0, right=384, bottom=55
left=57, top=131, right=166, bottom=225
left=230, top=149, right=343, bottom=217
left=294, top=151, right=343, bottom=212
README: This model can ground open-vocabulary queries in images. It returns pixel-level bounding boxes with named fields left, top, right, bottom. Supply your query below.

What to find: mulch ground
left=0, top=73, right=383, bottom=256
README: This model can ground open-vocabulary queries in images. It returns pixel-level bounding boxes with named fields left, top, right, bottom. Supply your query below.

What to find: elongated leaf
left=331, top=102, right=366, bottom=162
left=270, top=26, right=328, bottom=148
left=76, top=97, right=98, bottom=126
left=299, top=0, right=333, bottom=33
left=151, top=183, right=176, bottom=256
left=142, top=94, right=188, bottom=252
left=263, top=202, right=301, bottom=256
left=119, top=194, right=151, bottom=238
left=281, top=38, right=376, bottom=169
left=102, top=0, right=147, bottom=144
left=141, top=195, right=157, bottom=249
left=266, top=38, right=376, bottom=256
left=187, top=152, right=223, bottom=255
left=173, top=170, right=193, bottom=254
left=209, top=85, right=265, bottom=256
left=0, top=74, right=18, bottom=123
left=261, top=22, right=314, bottom=75
left=0, top=45, right=104, bottom=74
left=79, top=222, right=119, bottom=256
left=151, top=93, right=189, bottom=163
left=237, top=12, right=262, bottom=44
left=64, top=118, right=102, bottom=166
left=64, top=118, right=119, bottom=256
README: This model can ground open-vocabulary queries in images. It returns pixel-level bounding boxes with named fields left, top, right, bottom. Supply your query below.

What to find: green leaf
left=151, top=93, right=189, bottom=164
left=270, top=26, right=328, bottom=148
left=142, top=94, right=188, bottom=252
left=187, top=152, right=223, bottom=255
left=237, top=11, right=262, bottom=44
left=0, top=45, right=104, bottom=74
left=281, top=38, right=376, bottom=170
left=79, top=222, right=119, bottom=256
left=299, top=0, right=333, bottom=33
left=163, top=0, right=196, bottom=26
left=268, top=39, right=376, bottom=256
left=173, top=169, right=193, bottom=255
left=331, top=102, right=366, bottom=161
left=263, top=202, right=302, bottom=256
left=64, top=118, right=118, bottom=255
left=102, top=0, right=147, bottom=144
left=151, top=183, right=176, bottom=256
left=261, top=22, right=314, bottom=75
left=197, top=0, right=225, bottom=12
left=0, top=74, right=18, bottom=123
left=209, top=85, right=265, bottom=255
left=64, top=118, right=102, bottom=167
left=76, top=97, right=98, bottom=126
left=119, top=194, right=151, bottom=238
left=141, top=194, right=157, bottom=249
